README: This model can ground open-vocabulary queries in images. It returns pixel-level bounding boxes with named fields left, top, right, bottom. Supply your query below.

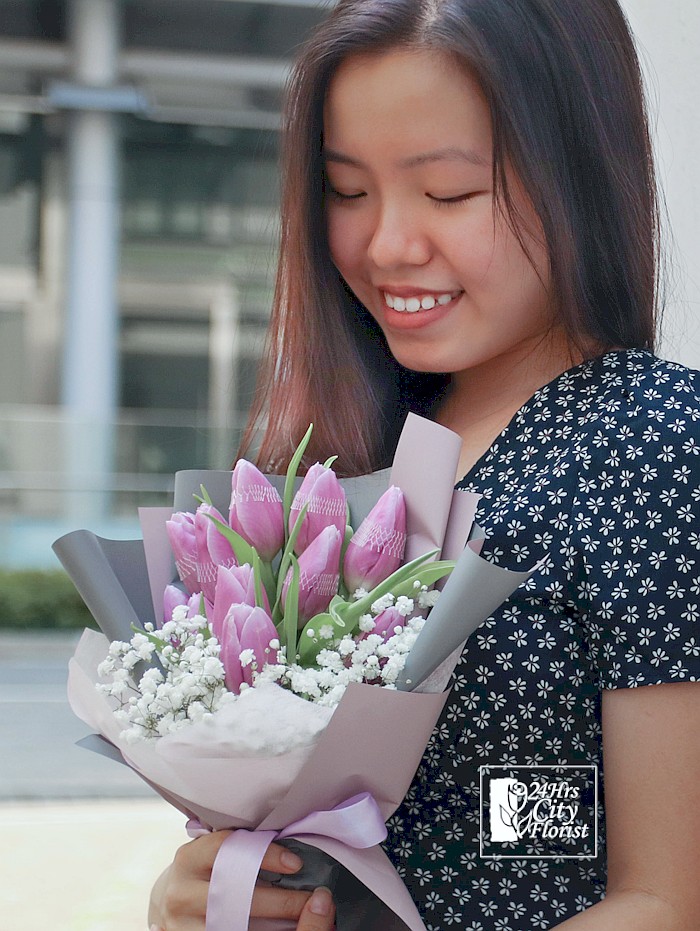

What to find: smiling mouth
left=383, top=289, right=463, bottom=313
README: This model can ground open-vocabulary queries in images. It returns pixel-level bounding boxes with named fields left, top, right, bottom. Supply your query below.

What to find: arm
left=553, top=680, right=700, bottom=930
left=148, top=834, right=335, bottom=931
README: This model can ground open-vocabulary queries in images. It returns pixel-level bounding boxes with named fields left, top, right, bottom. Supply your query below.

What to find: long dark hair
left=239, top=0, right=663, bottom=475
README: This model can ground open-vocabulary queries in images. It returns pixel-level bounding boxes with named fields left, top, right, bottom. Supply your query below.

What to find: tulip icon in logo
left=490, top=778, right=527, bottom=843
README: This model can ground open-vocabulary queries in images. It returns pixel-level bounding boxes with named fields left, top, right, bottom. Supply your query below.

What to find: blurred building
left=0, top=0, right=330, bottom=566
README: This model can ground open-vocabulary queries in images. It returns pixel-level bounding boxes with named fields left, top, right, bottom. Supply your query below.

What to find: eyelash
left=325, top=187, right=479, bottom=206
left=428, top=193, right=476, bottom=207
left=325, top=187, right=365, bottom=202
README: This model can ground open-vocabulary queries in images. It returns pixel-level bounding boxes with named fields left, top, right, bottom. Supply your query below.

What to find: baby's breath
left=98, top=613, right=229, bottom=741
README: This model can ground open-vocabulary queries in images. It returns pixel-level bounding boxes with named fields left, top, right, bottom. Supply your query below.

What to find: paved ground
left=0, top=631, right=188, bottom=930
left=1, top=798, right=185, bottom=931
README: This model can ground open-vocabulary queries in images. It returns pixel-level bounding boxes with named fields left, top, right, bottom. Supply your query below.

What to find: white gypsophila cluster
left=255, top=588, right=436, bottom=708
left=96, top=608, right=234, bottom=742
left=276, top=616, right=425, bottom=707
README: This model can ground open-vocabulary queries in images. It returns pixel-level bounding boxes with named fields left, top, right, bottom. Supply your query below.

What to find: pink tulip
left=162, top=585, right=188, bottom=626
left=239, top=605, right=279, bottom=686
left=166, top=512, right=200, bottom=594
left=211, top=564, right=268, bottom=640
left=220, top=613, right=244, bottom=694
left=343, top=486, right=406, bottom=594
left=361, top=606, right=406, bottom=643
left=229, top=460, right=285, bottom=561
left=282, top=524, right=342, bottom=623
left=220, top=603, right=278, bottom=690
left=194, top=504, right=236, bottom=603
left=289, top=463, right=346, bottom=554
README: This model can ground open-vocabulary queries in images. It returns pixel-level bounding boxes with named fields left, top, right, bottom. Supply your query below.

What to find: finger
left=260, top=841, right=304, bottom=875
left=251, top=884, right=312, bottom=920
left=297, top=887, right=336, bottom=931
left=172, top=831, right=233, bottom=878
left=162, top=878, right=210, bottom=923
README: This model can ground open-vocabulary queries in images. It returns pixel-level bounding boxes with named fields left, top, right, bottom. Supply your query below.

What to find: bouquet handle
left=186, top=794, right=422, bottom=931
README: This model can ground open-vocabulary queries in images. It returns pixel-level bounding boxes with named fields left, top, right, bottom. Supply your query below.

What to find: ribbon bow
left=186, top=793, right=387, bottom=930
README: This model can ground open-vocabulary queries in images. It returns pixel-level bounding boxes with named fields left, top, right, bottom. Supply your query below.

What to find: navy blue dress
left=384, top=350, right=700, bottom=929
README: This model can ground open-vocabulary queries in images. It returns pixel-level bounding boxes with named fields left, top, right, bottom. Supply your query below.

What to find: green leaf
left=340, top=550, right=440, bottom=624
left=387, top=560, right=456, bottom=601
left=251, top=550, right=266, bottom=611
left=283, top=423, right=314, bottom=537
left=323, top=454, right=338, bottom=469
left=205, top=514, right=257, bottom=567
left=274, top=502, right=309, bottom=611
left=296, top=611, right=349, bottom=665
left=282, top=556, right=300, bottom=660
left=192, top=484, right=213, bottom=506
left=337, top=524, right=354, bottom=599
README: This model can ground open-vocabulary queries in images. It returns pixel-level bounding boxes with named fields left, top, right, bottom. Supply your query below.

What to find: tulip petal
left=229, top=460, right=285, bottom=561
left=282, top=524, right=342, bottom=624
left=220, top=614, right=244, bottom=694
left=290, top=463, right=347, bottom=554
left=166, top=512, right=200, bottom=594
left=239, top=606, right=279, bottom=686
left=343, top=486, right=407, bottom=593
left=211, top=565, right=258, bottom=640
left=194, top=504, right=236, bottom=602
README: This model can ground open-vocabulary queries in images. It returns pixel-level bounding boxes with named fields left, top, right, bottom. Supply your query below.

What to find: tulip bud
left=282, top=524, right=342, bottom=623
left=343, top=486, right=406, bottom=594
left=362, top=606, right=406, bottom=643
left=239, top=606, right=279, bottom=686
left=194, top=504, right=236, bottom=603
left=211, top=564, right=268, bottom=640
left=220, top=603, right=278, bottom=690
left=229, top=460, right=285, bottom=562
left=162, top=585, right=188, bottom=626
left=289, top=463, right=346, bottom=554
left=166, top=512, right=200, bottom=594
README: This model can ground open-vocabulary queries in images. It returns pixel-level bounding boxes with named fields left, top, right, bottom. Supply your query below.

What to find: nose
left=367, top=202, right=432, bottom=270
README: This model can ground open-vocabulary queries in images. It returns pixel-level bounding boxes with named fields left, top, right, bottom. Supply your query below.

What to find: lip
left=375, top=287, right=463, bottom=330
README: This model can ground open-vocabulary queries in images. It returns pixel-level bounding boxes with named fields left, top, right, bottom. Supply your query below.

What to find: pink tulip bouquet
left=62, top=415, right=536, bottom=931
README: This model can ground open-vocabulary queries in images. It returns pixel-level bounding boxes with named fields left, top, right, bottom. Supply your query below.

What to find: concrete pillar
left=62, top=0, right=121, bottom=520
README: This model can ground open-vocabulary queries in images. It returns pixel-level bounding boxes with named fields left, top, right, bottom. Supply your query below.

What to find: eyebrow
left=323, top=145, right=490, bottom=170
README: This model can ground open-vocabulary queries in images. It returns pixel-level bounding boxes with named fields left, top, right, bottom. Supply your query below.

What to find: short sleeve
left=573, top=365, right=700, bottom=689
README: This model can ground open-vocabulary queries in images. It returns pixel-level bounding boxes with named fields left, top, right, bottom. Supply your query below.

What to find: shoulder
left=566, top=350, right=699, bottom=456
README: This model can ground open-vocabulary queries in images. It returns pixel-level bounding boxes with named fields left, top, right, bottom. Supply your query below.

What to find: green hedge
left=0, top=569, right=96, bottom=629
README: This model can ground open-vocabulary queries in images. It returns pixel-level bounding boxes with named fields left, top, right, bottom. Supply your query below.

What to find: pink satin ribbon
left=186, top=793, right=387, bottom=931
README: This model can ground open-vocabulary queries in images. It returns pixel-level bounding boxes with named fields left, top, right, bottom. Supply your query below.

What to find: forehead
left=323, top=48, right=493, bottom=153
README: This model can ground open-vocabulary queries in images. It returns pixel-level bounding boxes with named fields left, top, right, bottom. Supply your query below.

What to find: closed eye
left=427, top=192, right=480, bottom=206
left=325, top=184, right=366, bottom=202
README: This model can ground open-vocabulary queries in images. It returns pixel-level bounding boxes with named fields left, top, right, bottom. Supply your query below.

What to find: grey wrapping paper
left=52, top=532, right=156, bottom=643
left=394, top=543, right=541, bottom=690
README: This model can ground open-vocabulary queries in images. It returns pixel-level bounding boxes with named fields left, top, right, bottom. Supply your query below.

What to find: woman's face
left=323, top=49, right=557, bottom=379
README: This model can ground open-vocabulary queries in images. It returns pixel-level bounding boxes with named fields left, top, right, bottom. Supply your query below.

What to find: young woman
left=150, top=1, right=700, bottom=928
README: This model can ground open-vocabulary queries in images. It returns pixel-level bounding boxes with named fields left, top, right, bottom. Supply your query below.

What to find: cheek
left=326, top=210, right=360, bottom=278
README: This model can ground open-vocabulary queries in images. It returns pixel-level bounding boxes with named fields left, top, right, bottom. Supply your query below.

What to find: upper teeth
left=384, top=291, right=458, bottom=312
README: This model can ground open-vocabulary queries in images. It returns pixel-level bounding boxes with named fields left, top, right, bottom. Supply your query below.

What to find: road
left=0, top=629, right=152, bottom=798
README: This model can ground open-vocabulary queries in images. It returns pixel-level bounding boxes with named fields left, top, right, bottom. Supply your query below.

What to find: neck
left=436, top=331, right=582, bottom=481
